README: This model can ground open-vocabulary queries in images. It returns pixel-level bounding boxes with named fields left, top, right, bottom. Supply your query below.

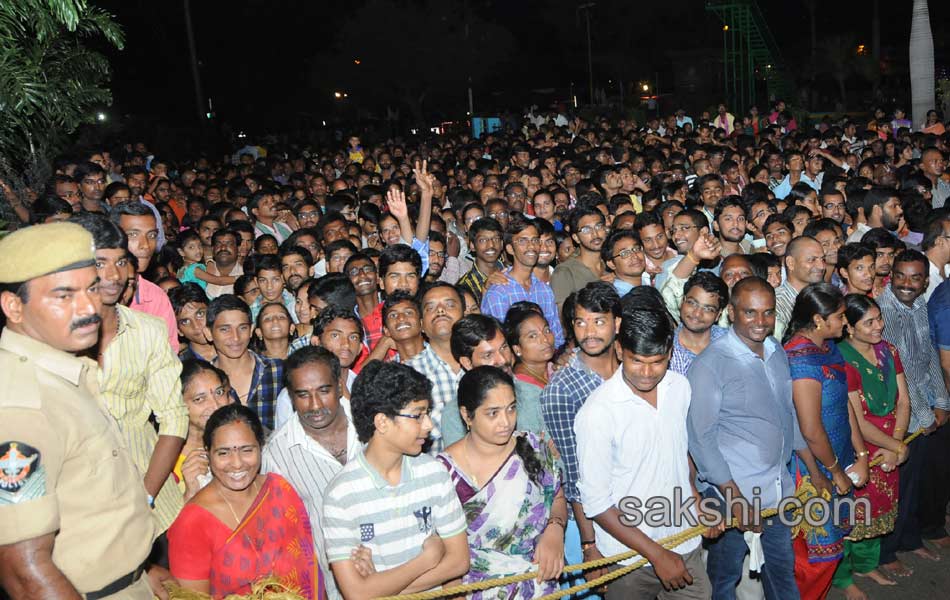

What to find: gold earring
left=816, top=323, right=822, bottom=331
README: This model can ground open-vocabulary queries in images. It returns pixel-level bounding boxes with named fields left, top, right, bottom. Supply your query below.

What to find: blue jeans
left=705, top=517, right=799, bottom=600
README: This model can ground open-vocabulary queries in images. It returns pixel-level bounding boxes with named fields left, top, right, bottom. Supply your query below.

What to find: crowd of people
left=1, top=99, right=950, bottom=600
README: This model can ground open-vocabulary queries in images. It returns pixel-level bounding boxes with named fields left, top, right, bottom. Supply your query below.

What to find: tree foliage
left=312, top=0, right=513, bottom=125
left=0, top=0, right=124, bottom=165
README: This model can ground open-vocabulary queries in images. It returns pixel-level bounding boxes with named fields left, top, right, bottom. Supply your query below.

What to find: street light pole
left=577, top=3, right=596, bottom=106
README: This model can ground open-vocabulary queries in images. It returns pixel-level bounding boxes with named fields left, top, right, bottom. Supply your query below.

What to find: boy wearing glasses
left=603, top=229, right=647, bottom=297
left=552, top=205, right=608, bottom=306
left=323, top=361, right=470, bottom=599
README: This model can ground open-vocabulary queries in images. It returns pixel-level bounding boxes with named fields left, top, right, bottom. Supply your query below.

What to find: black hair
left=308, top=273, right=357, bottom=312
left=504, top=214, right=538, bottom=245
left=233, top=273, right=257, bottom=298
left=843, top=293, right=880, bottom=328
left=109, top=200, right=155, bottom=223
left=180, top=359, right=228, bottom=396
left=450, top=314, right=505, bottom=362
left=206, top=293, right=252, bottom=327
left=891, top=248, right=929, bottom=271
left=467, top=217, right=504, bottom=245
left=602, top=229, right=641, bottom=264
left=683, top=271, right=729, bottom=311
left=168, top=282, right=209, bottom=315
left=284, top=345, right=341, bottom=389
left=860, top=227, right=904, bottom=251
left=202, top=404, right=265, bottom=451
left=312, top=305, right=364, bottom=340
left=747, top=252, right=781, bottom=280
left=619, top=308, right=674, bottom=356
left=324, top=239, right=358, bottom=261
left=567, top=204, right=605, bottom=236
left=379, top=243, right=423, bottom=278
left=863, top=186, right=899, bottom=220
left=211, top=227, right=238, bottom=247
left=382, top=289, right=420, bottom=319
left=32, top=194, right=73, bottom=223
left=254, top=234, right=278, bottom=253
left=783, top=282, right=844, bottom=344
left=69, top=212, right=128, bottom=250
left=802, top=218, right=842, bottom=239
left=316, top=211, right=349, bottom=243
left=253, top=254, right=282, bottom=277
left=574, top=281, right=621, bottom=317
left=503, top=302, right=547, bottom=351
left=278, top=244, right=315, bottom=268
left=457, top=366, right=543, bottom=484
left=922, top=213, right=950, bottom=251
left=350, top=360, right=433, bottom=443
left=836, top=242, right=875, bottom=275
left=714, top=195, right=745, bottom=221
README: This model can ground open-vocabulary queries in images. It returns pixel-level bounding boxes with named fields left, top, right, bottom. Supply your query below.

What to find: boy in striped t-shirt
left=322, top=360, right=469, bottom=598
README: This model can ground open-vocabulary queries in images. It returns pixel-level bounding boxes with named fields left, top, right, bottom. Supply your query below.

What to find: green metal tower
left=705, top=0, right=792, bottom=114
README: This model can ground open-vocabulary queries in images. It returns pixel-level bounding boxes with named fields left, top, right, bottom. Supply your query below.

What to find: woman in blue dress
left=783, top=283, right=870, bottom=600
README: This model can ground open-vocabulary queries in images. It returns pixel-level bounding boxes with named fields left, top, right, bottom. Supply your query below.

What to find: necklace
left=216, top=476, right=261, bottom=528
left=519, top=363, right=549, bottom=386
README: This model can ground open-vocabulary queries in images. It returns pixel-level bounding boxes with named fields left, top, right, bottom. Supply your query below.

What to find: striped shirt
left=262, top=402, right=361, bottom=600
left=322, top=451, right=467, bottom=572
left=878, top=285, right=950, bottom=432
left=403, top=344, right=463, bottom=454
left=99, top=304, right=187, bottom=531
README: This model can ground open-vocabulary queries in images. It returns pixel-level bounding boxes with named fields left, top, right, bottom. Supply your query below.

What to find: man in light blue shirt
left=687, top=276, right=803, bottom=600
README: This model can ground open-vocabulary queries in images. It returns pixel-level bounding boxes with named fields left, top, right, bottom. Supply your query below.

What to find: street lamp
left=96, top=112, right=107, bottom=122
left=642, top=83, right=649, bottom=92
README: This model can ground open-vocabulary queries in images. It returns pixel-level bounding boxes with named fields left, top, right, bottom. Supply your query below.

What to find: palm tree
left=0, top=0, right=124, bottom=167
left=910, top=0, right=934, bottom=129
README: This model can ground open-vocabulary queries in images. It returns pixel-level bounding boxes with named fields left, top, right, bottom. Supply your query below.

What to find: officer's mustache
left=70, top=314, right=102, bottom=331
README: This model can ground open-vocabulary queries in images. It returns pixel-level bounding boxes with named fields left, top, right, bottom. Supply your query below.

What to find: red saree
left=169, top=473, right=324, bottom=599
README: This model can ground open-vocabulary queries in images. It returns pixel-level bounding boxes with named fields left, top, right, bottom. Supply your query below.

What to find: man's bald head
left=785, top=235, right=827, bottom=286
left=729, top=276, right=774, bottom=306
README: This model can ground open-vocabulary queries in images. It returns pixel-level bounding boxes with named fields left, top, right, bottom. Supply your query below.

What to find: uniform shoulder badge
left=0, top=442, right=45, bottom=505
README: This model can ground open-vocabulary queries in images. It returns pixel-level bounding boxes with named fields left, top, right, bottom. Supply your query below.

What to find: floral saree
left=438, top=432, right=560, bottom=599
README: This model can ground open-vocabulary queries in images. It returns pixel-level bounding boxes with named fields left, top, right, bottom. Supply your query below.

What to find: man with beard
left=205, top=229, right=243, bottom=299
left=773, top=236, right=827, bottom=341
left=196, top=216, right=220, bottom=263
left=279, top=244, right=314, bottom=294
left=847, top=187, right=904, bottom=243
left=70, top=213, right=186, bottom=546
left=0, top=224, right=164, bottom=599
left=714, top=196, right=750, bottom=256
left=688, top=278, right=803, bottom=599
left=534, top=217, right=557, bottom=284
left=481, top=217, right=564, bottom=347
left=425, top=231, right=448, bottom=282
left=862, top=227, right=906, bottom=298
left=263, top=346, right=360, bottom=600
left=111, top=200, right=179, bottom=351
left=635, top=211, right=678, bottom=285
left=670, top=272, right=729, bottom=376
left=552, top=206, right=608, bottom=307
left=877, top=250, right=950, bottom=567
left=541, top=283, right=622, bottom=590
left=404, top=282, right=466, bottom=454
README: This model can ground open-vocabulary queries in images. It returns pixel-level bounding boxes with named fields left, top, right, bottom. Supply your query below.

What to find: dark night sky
left=96, top=0, right=949, bottom=129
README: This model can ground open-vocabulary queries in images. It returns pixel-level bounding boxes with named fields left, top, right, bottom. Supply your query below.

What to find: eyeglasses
left=513, top=237, right=541, bottom=248
left=489, top=211, right=510, bottom=220
left=394, top=411, right=431, bottom=421
left=577, top=223, right=606, bottom=235
left=347, top=264, right=377, bottom=278
left=476, top=236, right=502, bottom=246
left=822, top=202, right=845, bottom=211
left=683, top=297, right=720, bottom=314
left=429, top=250, right=447, bottom=259
left=297, top=210, right=321, bottom=220
left=613, top=247, right=644, bottom=259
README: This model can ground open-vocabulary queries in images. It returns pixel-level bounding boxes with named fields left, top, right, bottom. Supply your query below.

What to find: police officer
left=0, top=223, right=160, bottom=599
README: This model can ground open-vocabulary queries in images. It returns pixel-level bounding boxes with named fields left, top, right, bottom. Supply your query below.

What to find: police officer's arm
left=0, top=533, right=82, bottom=600
left=143, top=322, right=187, bottom=497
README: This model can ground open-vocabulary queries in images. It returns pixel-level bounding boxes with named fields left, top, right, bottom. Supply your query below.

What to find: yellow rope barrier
left=379, top=430, right=922, bottom=600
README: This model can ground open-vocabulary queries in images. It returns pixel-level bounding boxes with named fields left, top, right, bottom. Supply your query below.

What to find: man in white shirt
left=575, top=308, right=720, bottom=599
left=262, top=346, right=361, bottom=600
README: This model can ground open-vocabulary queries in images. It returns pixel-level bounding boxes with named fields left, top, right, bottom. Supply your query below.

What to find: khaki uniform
left=0, top=328, right=157, bottom=598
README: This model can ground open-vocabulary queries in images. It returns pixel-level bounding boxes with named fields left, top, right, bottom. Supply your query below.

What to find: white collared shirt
left=262, top=399, right=361, bottom=600
left=575, top=368, right=701, bottom=565
left=926, top=259, right=948, bottom=301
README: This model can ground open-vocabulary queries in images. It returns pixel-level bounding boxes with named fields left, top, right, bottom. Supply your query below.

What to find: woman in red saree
left=168, top=404, right=324, bottom=599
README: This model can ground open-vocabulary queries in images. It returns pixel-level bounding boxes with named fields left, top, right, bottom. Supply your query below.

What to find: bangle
left=546, top=517, right=566, bottom=530
left=820, top=456, right=839, bottom=471
left=581, top=542, right=597, bottom=552
left=686, top=251, right=699, bottom=265
left=856, top=450, right=869, bottom=459
left=580, top=539, right=596, bottom=546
